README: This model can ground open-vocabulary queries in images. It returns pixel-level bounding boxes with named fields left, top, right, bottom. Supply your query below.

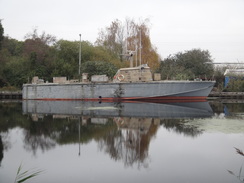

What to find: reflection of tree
left=209, top=102, right=225, bottom=114
left=0, top=102, right=25, bottom=130
left=0, top=135, right=3, bottom=166
left=0, top=131, right=12, bottom=165
left=0, top=131, right=13, bottom=167
left=21, top=117, right=67, bottom=155
left=23, top=129, right=56, bottom=156
left=209, top=102, right=244, bottom=119
left=225, top=103, right=244, bottom=113
left=161, top=119, right=203, bottom=137
left=22, top=116, right=117, bottom=155
left=97, top=117, right=159, bottom=168
left=97, top=130, right=122, bottom=160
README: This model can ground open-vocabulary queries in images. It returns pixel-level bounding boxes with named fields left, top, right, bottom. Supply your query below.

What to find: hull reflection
left=22, top=101, right=213, bottom=119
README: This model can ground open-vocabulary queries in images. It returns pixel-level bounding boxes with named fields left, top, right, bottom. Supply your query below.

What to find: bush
left=225, top=79, right=244, bottom=92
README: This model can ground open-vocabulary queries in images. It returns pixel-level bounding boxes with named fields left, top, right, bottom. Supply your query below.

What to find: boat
left=22, top=64, right=215, bottom=102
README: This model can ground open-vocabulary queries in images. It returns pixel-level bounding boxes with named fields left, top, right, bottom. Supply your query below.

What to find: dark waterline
left=0, top=101, right=244, bottom=183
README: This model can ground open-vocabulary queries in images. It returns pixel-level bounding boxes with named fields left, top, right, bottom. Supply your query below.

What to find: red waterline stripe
left=134, top=96, right=207, bottom=100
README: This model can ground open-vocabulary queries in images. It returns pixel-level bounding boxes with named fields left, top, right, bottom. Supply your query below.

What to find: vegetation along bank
left=0, top=19, right=243, bottom=92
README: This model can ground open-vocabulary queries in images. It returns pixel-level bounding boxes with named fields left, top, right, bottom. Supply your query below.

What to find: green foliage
left=213, top=66, right=226, bottom=91
left=176, top=49, right=214, bottom=76
left=158, top=57, right=193, bottom=80
left=0, top=33, right=123, bottom=88
left=81, top=61, right=118, bottom=79
left=158, top=49, right=214, bottom=80
left=0, top=20, right=3, bottom=50
left=0, top=86, right=19, bottom=91
left=14, top=163, right=43, bottom=183
left=52, top=40, right=121, bottom=79
left=225, top=79, right=244, bottom=92
left=55, top=40, right=79, bottom=64
left=1, top=37, right=23, bottom=56
left=2, top=57, right=29, bottom=88
left=0, top=22, right=171, bottom=87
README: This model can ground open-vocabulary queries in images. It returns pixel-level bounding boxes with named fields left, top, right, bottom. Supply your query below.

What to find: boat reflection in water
left=22, top=100, right=213, bottom=167
left=22, top=100, right=213, bottom=119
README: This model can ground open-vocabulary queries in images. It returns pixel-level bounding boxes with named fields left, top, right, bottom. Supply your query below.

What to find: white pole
left=139, top=30, right=142, bottom=77
left=139, top=30, right=142, bottom=66
left=136, top=45, right=138, bottom=67
left=79, top=34, right=81, bottom=76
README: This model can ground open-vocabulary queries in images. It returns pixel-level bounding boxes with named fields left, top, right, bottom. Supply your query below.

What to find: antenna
left=120, top=27, right=141, bottom=67
left=120, top=27, right=138, bottom=67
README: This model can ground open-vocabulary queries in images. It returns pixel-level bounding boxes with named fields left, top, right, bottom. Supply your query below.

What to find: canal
left=0, top=100, right=244, bottom=183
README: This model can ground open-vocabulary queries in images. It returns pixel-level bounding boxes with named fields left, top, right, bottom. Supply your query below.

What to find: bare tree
left=24, top=28, right=56, bottom=46
left=96, top=18, right=160, bottom=70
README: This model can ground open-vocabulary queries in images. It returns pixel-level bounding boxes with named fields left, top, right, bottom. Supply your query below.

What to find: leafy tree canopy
left=81, top=61, right=118, bottom=79
left=0, top=20, right=4, bottom=50
left=225, top=79, right=244, bottom=92
left=159, top=49, right=214, bottom=80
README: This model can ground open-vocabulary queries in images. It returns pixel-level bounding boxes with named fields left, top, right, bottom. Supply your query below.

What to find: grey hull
left=22, top=81, right=215, bottom=101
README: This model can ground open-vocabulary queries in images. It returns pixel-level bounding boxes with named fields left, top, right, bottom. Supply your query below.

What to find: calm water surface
left=0, top=100, right=244, bottom=183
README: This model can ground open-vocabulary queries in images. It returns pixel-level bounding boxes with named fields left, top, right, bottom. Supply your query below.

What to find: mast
left=139, top=29, right=142, bottom=67
left=135, top=45, right=138, bottom=67
left=78, top=34, right=81, bottom=77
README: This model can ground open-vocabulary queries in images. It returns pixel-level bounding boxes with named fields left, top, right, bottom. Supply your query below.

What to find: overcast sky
left=1, top=0, right=244, bottom=63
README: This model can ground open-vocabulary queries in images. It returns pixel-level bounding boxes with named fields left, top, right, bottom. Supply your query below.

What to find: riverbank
left=0, top=91, right=22, bottom=99
left=209, top=92, right=244, bottom=99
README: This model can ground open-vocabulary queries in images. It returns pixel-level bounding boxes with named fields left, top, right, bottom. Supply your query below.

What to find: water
left=0, top=100, right=244, bottom=183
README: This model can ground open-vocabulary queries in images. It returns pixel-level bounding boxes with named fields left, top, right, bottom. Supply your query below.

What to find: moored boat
left=22, top=64, right=215, bottom=102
